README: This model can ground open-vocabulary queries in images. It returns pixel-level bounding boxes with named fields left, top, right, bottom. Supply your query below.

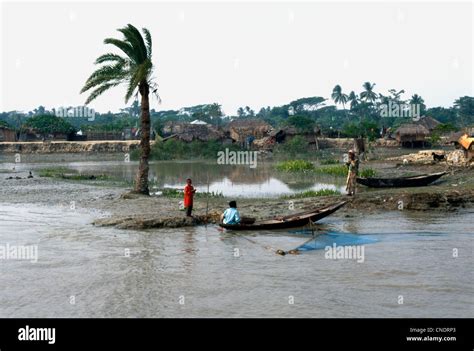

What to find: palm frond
left=117, top=24, right=147, bottom=63
left=103, top=38, right=140, bottom=63
left=142, top=27, right=152, bottom=59
left=80, top=63, right=129, bottom=94
left=84, top=81, right=122, bottom=105
left=95, top=53, right=127, bottom=65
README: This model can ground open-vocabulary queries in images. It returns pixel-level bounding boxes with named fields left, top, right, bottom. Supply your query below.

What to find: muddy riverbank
left=1, top=155, right=472, bottom=230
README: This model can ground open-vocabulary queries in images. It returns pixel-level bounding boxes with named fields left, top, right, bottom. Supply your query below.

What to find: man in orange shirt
left=184, top=178, right=196, bottom=217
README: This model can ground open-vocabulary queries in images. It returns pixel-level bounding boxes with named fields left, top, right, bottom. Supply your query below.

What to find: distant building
left=190, top=119, right=208, bottom=125
left=0, top=127, right=16, bottom=142
left=395, top=124, right=430, bottom=147
left=162, top=122, right=223, bottom=142
left=417, top=116, right=441, bottom=132
left=226, top=119, right=272, bottom=144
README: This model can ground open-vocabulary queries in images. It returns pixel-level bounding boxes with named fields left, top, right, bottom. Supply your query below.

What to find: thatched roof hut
left=395, top=123, right=430, bottom=145
left=162, top=122, right=223, bottom=142
left=0, top=126, right=17, bottom=142
left=458, top=134, right=474, bottom=151
left=418, top=116, right=441, bottom=131
left=227, top=119, right=271, bottom=143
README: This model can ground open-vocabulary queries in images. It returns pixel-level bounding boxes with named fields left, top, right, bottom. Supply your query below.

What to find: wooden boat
left=356, top=172, right=446, bottom=188
left=219, top=201, right=347, bottom=231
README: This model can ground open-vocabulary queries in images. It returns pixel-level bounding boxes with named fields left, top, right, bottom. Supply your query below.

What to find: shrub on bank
left=275, top=160, right=315, bottom=172
left=276, top=160, right=377, bottom=177
left=280, top=189, right=341, bottom=199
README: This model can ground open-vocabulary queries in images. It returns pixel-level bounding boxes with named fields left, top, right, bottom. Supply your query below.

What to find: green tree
left=453, top=96, right=474, bottom=127
left=348, top=91, right=359, bottom=110
left=237, top=107, right=245, bottom=117
left=80, top=24, right=156, bottom=195
left=23, top=114, right=76, bottom=137
left=410, top=94, right=426, bottom=115
left=331, top=85, right=348, bottom=111
left=360, top=82, right=377, bottom=104
left=388, top=89, right=405, bottom=103
left=286, top=115, right=315, bottom=132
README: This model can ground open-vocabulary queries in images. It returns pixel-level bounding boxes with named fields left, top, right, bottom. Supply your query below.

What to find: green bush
left=359, top=168, right=377, bottom=178
left=22, top=115, right=76, bottom=135
left=273, top=135, right=309, bottom=156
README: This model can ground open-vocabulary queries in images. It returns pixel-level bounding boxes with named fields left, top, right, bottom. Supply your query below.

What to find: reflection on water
left=0, top=203, right=472, bottom=318
left=4, top=160, right=346, bottom=197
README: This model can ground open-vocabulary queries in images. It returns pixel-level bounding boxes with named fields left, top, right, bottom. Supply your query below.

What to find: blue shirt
left=223, top=208, right=241, bottom=225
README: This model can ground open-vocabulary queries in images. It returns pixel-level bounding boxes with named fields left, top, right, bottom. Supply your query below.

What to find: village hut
left=418, top=116, right=441, bottom=132
left=0, top=126, right=17, bottom=142
left=162, top=122, right=223, bottom=142
left=226, top=119, right=272, bottom=145
left=395, top=123, right=430, bottom=147
left=448, top=131, right=466, bottom=148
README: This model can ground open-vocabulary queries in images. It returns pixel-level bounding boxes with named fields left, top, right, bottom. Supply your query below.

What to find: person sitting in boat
left=345, top=149, right=359, bottom=196
left=220, top=201, right=241, bottom=225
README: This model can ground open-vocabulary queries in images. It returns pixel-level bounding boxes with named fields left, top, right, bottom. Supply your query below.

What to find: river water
left=0, top=203, right=472, bottom=318
left=2, top=157, right=346, bottom=197
left=0, top=158, right=472, bottom=317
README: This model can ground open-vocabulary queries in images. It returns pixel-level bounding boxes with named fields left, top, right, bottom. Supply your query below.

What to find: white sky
left=1, top=1, right=472, bottom=115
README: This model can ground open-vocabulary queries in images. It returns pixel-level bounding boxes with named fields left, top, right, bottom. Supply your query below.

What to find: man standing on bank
left=184, top=178, right=196, bottom=217
left=345, top=150, right=359, bottom=196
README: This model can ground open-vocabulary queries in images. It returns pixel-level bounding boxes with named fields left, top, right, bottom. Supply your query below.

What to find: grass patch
left=281, top=189, right=341, bottom=199
left=276, top=160, right=377, bottom=178
left=158, top=188, right=224, bottom=198
left=314, top=165, right=377, bottom=178
left=359, top=168, right=377, bottom=178
left=314, top=164, right=347, bottom=176
left=38, top=167, right=74, bottom=178
left=275, top=160, right=315, bottom=172
left=38, top=167, right=111, bottom=181
left=320, top=158, right=340, bottom=165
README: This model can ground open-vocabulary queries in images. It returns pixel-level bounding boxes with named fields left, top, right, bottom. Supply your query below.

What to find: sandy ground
left=1, top=155, right=472, bottom=230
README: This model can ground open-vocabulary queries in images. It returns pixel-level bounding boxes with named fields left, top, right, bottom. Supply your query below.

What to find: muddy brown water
left=0, top=155, right=472, bottom=317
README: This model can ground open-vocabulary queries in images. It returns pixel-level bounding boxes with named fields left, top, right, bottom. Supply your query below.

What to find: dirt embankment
left=92, top=167, right=473, bottom=230
left=0, top=140, right=140, bottom=154
left=1, top=150, right=472, bottom=230
left=0, top=138, right=402, bottom=154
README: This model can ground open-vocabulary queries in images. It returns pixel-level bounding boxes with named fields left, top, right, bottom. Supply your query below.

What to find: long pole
left=205, top=171, right=210, bottom=223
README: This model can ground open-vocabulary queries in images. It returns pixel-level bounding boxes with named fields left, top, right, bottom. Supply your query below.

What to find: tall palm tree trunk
left=134, top=80, right=151, bottom=194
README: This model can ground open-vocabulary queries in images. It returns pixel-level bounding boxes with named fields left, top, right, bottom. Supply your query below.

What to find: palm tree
left=388, top=89, right=405, bottom=103
left=237, top=107, right=245, bottom=117
left=409, top=94, right=424, bottom=105
left=80, top=24, right=156, bottom=195
left=410, top=94, right=426, bottom=117
left=348, top=91, right=359, bottom=110
left=331, top=85, right=349, bottom=111
left=360, top=82, right=377, bottom=104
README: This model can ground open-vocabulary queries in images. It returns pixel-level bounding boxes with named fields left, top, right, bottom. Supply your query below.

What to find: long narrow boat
left=356, top=171, right=446, bottom=188
left=219, top=201, right=347, bottom=231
